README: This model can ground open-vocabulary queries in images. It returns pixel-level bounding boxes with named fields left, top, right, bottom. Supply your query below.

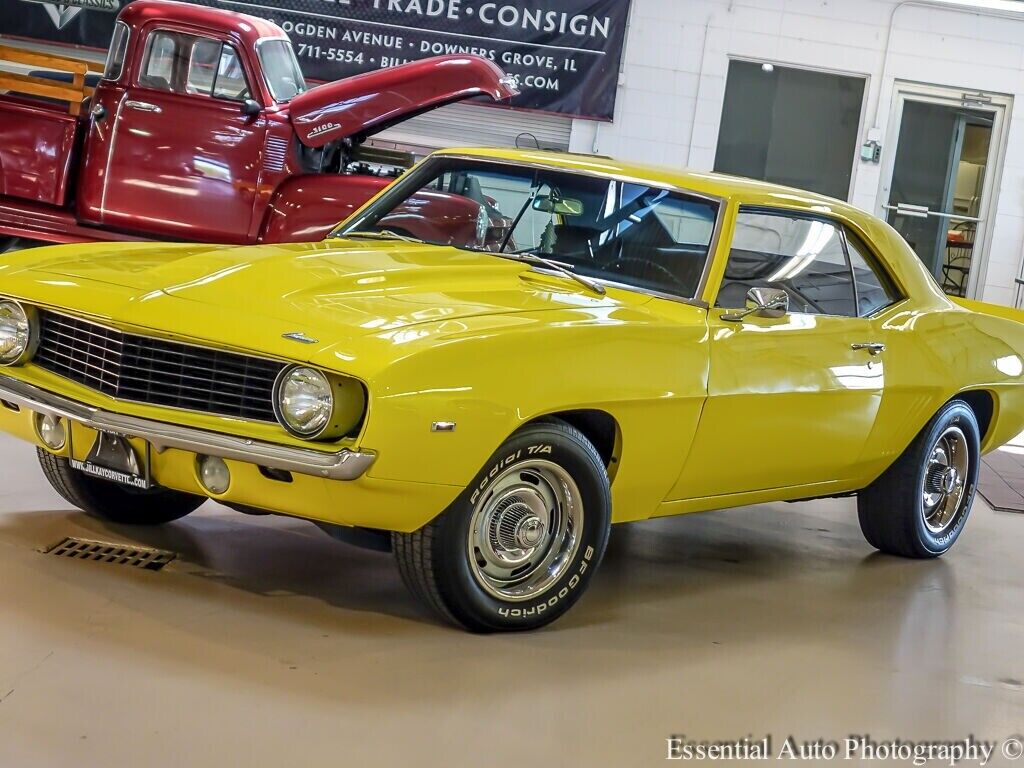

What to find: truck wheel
left=37, top=448, right=204, bottom=525
left=857, top=400, right=980, bottom=558
left=393, top=420, right=611, bottom=632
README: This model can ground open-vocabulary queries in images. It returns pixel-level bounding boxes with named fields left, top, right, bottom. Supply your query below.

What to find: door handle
left=851, top=342, right=886, bottom=356
left=124, top=100, right=162, bottom=113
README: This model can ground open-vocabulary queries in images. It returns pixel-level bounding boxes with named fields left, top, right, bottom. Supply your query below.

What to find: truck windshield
left=258, top=39, right=307, bottom=102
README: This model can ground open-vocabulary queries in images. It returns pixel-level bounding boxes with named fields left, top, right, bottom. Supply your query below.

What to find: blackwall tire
left=857, top=400, right=980, bottom=558
left=393, top=420, right=611, bottom=632
left=37, top=448, right=204, bottom=525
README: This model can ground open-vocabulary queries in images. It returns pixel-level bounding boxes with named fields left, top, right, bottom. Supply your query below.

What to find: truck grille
left=34, top=310, right=285, bottom=422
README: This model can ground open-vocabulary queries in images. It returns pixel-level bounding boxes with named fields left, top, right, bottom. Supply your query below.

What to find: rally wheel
left=393, top=420, right=611, bottom=632
left=858, top=400, right=980, bottom=558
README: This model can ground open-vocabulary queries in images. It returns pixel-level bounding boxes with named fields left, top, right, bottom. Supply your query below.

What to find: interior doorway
left=880, top=83, right=1010, bottom=298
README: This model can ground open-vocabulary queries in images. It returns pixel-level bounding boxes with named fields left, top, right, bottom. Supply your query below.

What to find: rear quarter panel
left=948, top=298, right=1024, bottom=452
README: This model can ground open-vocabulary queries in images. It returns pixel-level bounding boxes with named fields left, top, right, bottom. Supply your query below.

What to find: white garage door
left=375, top=101, right=572, bottom=153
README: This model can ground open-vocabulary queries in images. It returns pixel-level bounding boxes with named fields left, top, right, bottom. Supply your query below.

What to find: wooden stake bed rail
left=0, top=44, right=99, bottom=115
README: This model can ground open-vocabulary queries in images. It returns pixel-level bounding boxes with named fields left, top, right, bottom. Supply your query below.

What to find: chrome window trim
left=336, top=153, right=726, bottom=309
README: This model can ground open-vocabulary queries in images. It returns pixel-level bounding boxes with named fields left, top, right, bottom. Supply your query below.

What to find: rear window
left=103, top=21, right=129, bottom=81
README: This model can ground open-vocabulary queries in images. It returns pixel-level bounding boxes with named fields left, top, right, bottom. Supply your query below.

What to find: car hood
left=13, top=239, right=620, bottom=357
left=287, top=55, right=519, bottom=148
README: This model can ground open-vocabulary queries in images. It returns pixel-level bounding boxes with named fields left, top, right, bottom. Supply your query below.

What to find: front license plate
left=70, top=431, right=152, bottom=490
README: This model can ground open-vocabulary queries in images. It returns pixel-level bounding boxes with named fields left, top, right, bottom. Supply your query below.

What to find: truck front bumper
left=0, top=373, right=376, bottom=481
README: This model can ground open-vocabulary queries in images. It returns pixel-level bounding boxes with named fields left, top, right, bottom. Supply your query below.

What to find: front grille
left=35, top=310, right=285, bottom=422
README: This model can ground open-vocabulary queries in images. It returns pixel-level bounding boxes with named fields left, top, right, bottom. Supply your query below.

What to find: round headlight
left=0, top=300, right=35, bottom=366
left=274, top=366, right=334, bottom=438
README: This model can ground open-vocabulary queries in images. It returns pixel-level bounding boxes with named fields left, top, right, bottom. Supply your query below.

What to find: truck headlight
left=0, top=300, right=36, bottom=366
left=273, top=366, right=366, bottom=440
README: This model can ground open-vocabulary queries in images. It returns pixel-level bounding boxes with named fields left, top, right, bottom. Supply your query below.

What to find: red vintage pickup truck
left=0, top=0, right=518, bottom=249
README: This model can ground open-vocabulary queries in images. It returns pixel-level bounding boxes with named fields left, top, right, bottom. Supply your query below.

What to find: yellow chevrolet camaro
left=2, top=148, right=1023, bottom=631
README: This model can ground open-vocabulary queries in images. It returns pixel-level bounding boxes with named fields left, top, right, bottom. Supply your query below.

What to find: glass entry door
left=882, top=86, right=1008, bottom=298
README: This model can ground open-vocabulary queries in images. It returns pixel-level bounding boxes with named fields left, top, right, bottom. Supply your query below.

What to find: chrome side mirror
left=722, top=287, right=790, bottom=322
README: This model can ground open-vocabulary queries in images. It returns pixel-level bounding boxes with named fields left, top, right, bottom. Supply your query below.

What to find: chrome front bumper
left=0, top=374, right=376, bottom=481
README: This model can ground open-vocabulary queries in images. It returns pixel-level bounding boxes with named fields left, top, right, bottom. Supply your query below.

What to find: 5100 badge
left=69, top=430, right=152, bottom=491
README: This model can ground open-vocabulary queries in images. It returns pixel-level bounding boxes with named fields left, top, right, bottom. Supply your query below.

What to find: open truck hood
left=287, top=55, right=519, bottom=149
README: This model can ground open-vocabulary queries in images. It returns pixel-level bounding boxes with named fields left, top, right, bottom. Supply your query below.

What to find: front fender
left=260, top=174, right=392, bottom=243
left=351, top=304, right=711, bottom=524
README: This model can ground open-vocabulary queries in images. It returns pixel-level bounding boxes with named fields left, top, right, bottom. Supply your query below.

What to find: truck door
left=98, top=27, right=265, bottom=243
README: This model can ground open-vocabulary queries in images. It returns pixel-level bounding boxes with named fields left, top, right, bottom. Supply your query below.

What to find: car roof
left=118, top=0, right=288, bottom=46
left=432, top=147, right=863, bottom=219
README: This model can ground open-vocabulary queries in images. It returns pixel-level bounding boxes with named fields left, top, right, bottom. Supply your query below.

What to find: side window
left=140, top=31, right=177, bottom=91
left=212, top=45, right=249, bottom=100
left=141, top=31, right=250, bottom=101
left=103, top=21, right=129, bottom=81
left=845, top=228, right=901, bottom=316
left=186, top=37, right=221, bottom=95
left=718, top=211, right=857, bottom=317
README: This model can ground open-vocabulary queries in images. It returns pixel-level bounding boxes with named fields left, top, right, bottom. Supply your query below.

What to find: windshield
left=337, top=158, right=721, bottom=300
left=257, top=39, right=306, bottom=102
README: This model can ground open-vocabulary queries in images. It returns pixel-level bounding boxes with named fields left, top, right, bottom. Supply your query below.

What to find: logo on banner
left=19, top=0, right=119, bottom=29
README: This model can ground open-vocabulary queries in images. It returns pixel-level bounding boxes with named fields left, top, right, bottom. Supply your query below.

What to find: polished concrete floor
left=1, top=433, right=1023, bottom=767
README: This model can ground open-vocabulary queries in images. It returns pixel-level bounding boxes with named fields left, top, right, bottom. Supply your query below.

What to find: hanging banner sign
left=0, top=0, right=631, bottom=119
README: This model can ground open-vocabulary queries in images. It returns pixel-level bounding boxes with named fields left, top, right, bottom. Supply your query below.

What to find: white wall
left=569, top=0, right=1024, bottom=307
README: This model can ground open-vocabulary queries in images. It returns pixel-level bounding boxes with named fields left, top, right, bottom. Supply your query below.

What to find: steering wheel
left=606, top=257, right=689, bottom=292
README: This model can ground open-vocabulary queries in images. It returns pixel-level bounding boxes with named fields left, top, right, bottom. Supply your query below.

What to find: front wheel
left=393, top=420, right=611, bottom=632
left=857, top=400, right=980, bottom=558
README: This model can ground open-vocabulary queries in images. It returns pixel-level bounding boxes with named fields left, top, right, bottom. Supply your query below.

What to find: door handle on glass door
left=851, top=342, right=886, bottom=356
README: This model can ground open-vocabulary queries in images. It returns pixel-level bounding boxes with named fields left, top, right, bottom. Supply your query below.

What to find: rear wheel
left=857, top=400, right=980, bottom=558
left=37, top=448, right=204, bottom=525
left=393, top=420, right=611, bottom=632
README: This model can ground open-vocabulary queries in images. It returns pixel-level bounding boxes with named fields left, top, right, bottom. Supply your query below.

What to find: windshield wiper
left=344, top=230, right=425, bottom=244
left=497, top=250, right=605, bottom=296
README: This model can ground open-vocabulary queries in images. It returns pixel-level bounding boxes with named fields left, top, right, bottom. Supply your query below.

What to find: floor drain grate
left=44, top=537, right=176, bottom=571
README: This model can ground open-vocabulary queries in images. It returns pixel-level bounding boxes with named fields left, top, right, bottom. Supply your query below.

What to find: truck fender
left=259, top=174, right=392, bottom=243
